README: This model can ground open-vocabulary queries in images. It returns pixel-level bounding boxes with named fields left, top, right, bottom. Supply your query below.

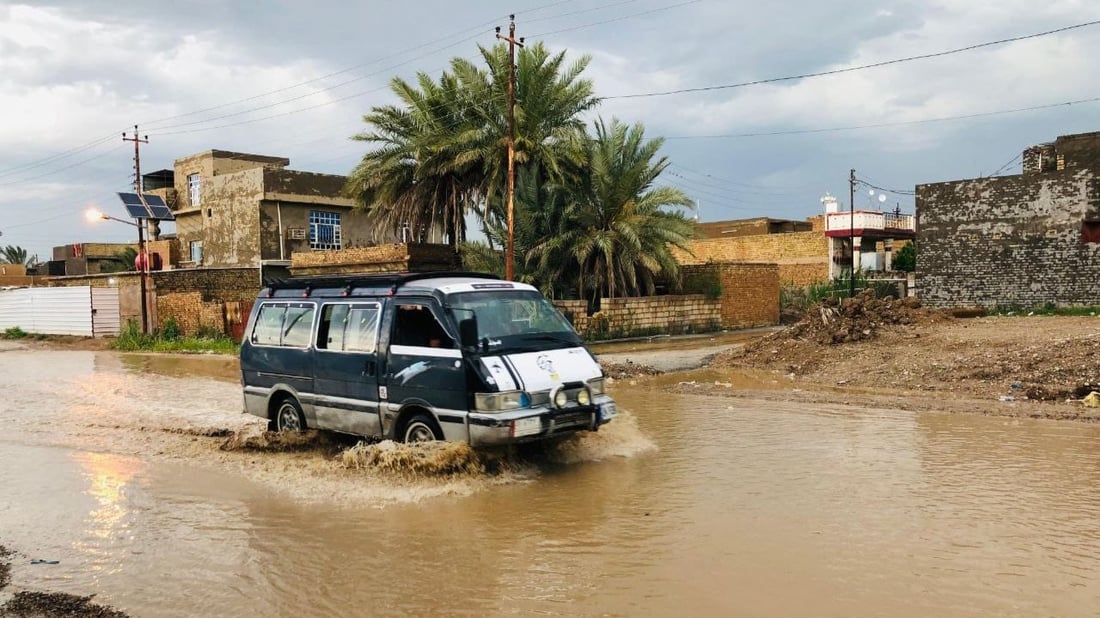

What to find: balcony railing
left=825, top=211, right=915, bottom=234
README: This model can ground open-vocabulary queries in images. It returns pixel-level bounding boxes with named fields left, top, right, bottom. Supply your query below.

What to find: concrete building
left=144, top=150, right=398, bottom=278
left=820, top=193, right=916, bottom=280
left=915, top=131, right=1100, bottom=308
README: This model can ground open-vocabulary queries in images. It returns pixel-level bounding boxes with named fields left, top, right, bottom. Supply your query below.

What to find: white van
left=239, top=272, right=616, bottom=446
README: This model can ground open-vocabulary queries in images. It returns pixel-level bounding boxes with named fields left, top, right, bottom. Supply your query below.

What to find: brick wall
left=290, top=243, right=460, bottom=275
left=683, top=263, right=780, bottom=328
left=555, top=295, right=721, bottom=339
left=674, top=231, right=829, bottom=286
left=917, top=166, right=1100, bottom=308
left=151, top=267, right=259, bottom=301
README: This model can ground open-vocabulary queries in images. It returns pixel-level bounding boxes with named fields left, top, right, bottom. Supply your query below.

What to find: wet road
left=2, top=348, right=1100, bottom=616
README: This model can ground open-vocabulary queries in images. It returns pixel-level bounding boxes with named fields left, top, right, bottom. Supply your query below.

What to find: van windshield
left=449, top=290, right=580, bottom=352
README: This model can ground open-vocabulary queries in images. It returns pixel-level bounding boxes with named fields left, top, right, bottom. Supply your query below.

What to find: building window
left=309, top=210, right=342, bottom=250
left=188, top=173, right=201, bottom=206
left=189, top=240, right=203, bottom=264
left=1083, top=221, right=1100, bottom=244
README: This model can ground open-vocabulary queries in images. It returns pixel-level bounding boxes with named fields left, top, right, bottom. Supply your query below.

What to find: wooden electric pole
left=123, top=125, right=151, bottom=333
left=496, top=15, right=523, bottom=281
left=849, top=168, right=856, bottom=299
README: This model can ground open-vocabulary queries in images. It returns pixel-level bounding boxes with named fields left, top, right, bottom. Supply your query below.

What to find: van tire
left=272, top=396, right=306, bottom=433
left=402, top=414, right=442, bottom=443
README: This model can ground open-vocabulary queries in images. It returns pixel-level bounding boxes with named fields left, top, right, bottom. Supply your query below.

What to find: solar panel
left=116, top=192, right=175, bottom=221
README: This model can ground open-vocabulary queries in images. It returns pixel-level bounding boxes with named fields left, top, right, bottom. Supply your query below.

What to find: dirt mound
left=602, top=361, right=662, bottom=380
left=782, top=292, right=943, bottom=346
left=339, top=440, right=486, bottom=477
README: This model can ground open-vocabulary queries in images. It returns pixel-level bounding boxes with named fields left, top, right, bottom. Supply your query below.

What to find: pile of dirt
left=602, top=361, right=663, bottom=380
left=719, top=292, right=950, bottom=370
left=781, top=292, right=942, bottom=346
left=0, top=545, right=10, bottom=591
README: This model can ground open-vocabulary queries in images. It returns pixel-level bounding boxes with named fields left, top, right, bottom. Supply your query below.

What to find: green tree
left=894, top=242, right=916, bottom=272
left=345, top=42, right=597, bottom=247
left=529, top=118, right=696, bottom=300
left=0, top=245, right=36, bottom=266
left=101, top=247, right=137, bottom=273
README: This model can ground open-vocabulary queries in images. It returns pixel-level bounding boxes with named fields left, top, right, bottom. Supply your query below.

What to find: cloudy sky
left=1, top=0, right=1098, bottom=260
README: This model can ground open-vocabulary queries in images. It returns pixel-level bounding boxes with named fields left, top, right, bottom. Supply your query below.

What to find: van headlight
left=553, top=388, right=569, bottom=409
left=577, top=387, right=592, bottom=406
left=475, top=391, right=531, bottom=412
left=587, top=378, right=605, bottom=395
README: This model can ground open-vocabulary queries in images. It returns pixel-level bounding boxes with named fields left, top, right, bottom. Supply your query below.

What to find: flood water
left=2, top=348, right=1100, bottom=616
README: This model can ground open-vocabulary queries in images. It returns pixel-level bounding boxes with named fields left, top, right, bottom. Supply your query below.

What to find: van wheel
left=403, top=414, right=442, bottom=443
left=272, top=397, right=306, bottom=432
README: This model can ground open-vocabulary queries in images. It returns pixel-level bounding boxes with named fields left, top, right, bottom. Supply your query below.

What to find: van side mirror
left=459, top=317, right=479, bottom=349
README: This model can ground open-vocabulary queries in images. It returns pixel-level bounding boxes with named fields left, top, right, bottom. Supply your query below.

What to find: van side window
left=345, top=306, right=380, bottom=353
left=393, top=304, right=453, bottom=348
left=317, top=304, right=350, bottom=350
left=252, top=304, right=285, bottom=345
left=282, top=305, right=315, bottom=348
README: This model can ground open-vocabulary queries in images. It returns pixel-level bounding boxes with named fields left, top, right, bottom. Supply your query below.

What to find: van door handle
left=365, top=360, right=377, bottom=376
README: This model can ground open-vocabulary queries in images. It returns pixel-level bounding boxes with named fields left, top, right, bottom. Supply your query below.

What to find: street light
left=86, top=207, right=150, bottom=333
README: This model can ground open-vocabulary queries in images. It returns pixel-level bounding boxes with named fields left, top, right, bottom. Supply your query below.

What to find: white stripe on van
left=389, top=344, right=463, bottom=359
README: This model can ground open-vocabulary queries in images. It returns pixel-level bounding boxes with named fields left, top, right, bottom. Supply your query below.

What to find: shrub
left=161, top=317, right=181, bottom=341
left=1, top=326, right=28, bottom=340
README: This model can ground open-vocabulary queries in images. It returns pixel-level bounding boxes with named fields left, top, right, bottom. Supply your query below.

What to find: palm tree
left=1, top=245, right=34, bottom=266
left=530, top=118, right=696, bottom=301
left=345, top=42, right=598, bottom=247
left=345, top=71, right=480, bottom=246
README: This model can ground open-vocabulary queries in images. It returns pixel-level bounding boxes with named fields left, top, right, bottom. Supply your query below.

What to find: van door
left=386, top=301, right=467, bottom=440
left=312, top=302, right=383, bottom=437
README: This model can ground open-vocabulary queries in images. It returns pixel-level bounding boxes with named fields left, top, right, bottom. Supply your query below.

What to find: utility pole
left=849, top=168, right=856, bottom=298
left=123, top=125, right=151, bottom=333
left=496, top=15, right=523, bottom=281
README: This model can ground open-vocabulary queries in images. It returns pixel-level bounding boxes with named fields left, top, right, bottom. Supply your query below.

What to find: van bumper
left=467, top=395, right=617, bottom=447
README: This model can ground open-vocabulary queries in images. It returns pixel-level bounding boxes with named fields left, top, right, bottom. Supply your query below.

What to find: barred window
left=309, top=210, right=342, bottom=250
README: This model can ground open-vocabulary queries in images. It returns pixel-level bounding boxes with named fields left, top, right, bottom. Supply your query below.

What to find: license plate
left=513, top=416, right=542, bottom=437
left=599, top=403, right=618, bottom=421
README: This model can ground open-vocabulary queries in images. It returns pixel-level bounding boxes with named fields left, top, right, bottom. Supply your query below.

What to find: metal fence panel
left=91, top=288, right=121, bottom=337
left=0, top=287, right=94, bottom=336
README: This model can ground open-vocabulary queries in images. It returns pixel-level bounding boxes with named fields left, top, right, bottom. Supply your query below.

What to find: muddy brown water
left=2, top=349, right=1100, bottom=616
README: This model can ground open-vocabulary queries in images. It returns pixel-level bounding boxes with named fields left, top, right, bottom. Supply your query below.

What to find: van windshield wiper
left=520, top=333, right=580, bottom=346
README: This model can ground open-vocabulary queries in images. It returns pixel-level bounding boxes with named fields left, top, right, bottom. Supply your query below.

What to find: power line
left=0, top=134, right=120, bottom=180
left=855, top=178, right=915, bottom=196
left=607, top=19, right=1100, bottom=99
left=529, top=0, right=701, bottom=37
left=662, top=95, right=1100, bottom=139
left=0, top=144, right=127, bottom=188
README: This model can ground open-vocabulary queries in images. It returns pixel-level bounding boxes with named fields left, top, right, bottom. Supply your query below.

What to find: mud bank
left=0, top=545, right=128, bottom=618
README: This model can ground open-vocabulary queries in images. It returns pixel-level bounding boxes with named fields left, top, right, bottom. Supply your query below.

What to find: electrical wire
left=0, top=144, right=128, bottom=188
left=662, top=95, right=1100, bottom=139
left=0, top=134, right=121, bottom=180
left=607, top=19, right=1100, bottom=99
left=529, top=0, right=701, bottom=38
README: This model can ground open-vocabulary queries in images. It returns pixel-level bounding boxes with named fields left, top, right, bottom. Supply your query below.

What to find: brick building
left=142, top=149, right=405, bottom=279
left=916, top=131, right=1100, bottom=308
left=673, top=216, right=829, bottom=286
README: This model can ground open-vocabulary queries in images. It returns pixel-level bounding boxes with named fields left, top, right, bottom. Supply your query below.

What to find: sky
left=1, top=0, right=1099, bottom=261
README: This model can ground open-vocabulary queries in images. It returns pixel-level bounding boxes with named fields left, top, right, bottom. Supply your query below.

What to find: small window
left=345, top=306, right=380, bottom=353
left=251, top=303, right=314, bottom=347
left=281, top=305, right=315, bottom=348
left=309, top=210, right=342, bottom=250
left=252, top=304, right=285, bottom=345
left=317, top=304, right=350, bottom=350
left=1083, top=221, right=1100, bottom=244
left=393, top=304, right=453, bottom=348
left=188, top=173, right=201, bottom=206
left=189, top=240, right=203, bottom=264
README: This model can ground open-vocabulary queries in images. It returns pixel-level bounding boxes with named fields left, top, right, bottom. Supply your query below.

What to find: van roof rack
left=261, top=271, right=501, bottom=294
